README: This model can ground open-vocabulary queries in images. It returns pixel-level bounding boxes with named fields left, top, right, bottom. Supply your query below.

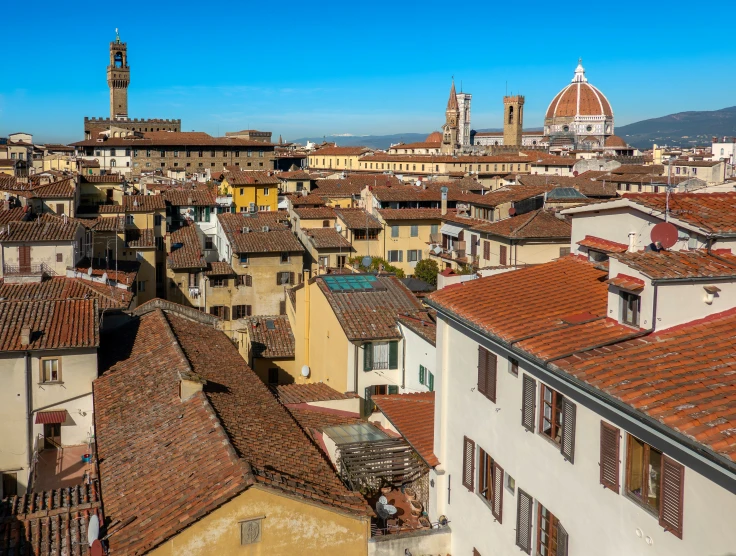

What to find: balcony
left=3, top=263, right=55, bottom=282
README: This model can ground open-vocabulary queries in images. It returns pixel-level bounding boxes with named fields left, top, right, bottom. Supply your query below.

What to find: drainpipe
left=25, top=351, right=33, bottom=485
left=304, top=271, right=310, bottom=375
left=398, top=322, right=407, bottom=390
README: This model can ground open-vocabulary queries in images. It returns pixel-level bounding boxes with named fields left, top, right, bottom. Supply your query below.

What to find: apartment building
left=0, top=299, right=98, bottom=497
left=376, top=209, right=442, bottom=275
left=423, top=192, right=736, bottom=556
left=334, top=208, right=384, bottom=260
left=307, top=146, right=372, bottom=171
left=220, top=171, right=279, bottom=213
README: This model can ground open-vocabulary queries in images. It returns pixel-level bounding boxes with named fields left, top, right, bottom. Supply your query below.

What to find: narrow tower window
left=114, top=52, right=124, bottom=68
left=508, top=106, right=514, bottom=124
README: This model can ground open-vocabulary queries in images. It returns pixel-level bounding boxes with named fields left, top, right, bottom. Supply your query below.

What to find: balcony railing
left=3, top=263, right=54, bottom=276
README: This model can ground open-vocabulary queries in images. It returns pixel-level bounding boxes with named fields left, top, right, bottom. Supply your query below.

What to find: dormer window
left=588, top=249, right=608, bottom=263
left=620, top=291, right=640, bottom=327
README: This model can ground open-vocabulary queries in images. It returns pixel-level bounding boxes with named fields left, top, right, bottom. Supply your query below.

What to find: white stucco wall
left=431, top=316, right=736, bottom=556
left=399, top=322, right=436, bottom=393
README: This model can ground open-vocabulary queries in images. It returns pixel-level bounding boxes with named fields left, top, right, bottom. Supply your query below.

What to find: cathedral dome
left=605, top=135, right=627, bottom=148
left=426, top=131, right=443, bottom=143
left=545, top=61, right=613, bottom=120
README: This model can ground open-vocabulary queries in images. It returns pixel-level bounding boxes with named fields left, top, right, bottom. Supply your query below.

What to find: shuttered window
left=557, top=521, right=569, bottom=556
left=462, top=436, right=475, bottom=491
left=492, top=461, right=504, bottom=522
left=600, top=422, right=620, bottom=492
left=515, top=488, right=533, bottom=554
left=477, top=346, right=497, bottom=403
left=483, top=240, right=490, bottom=261
left=659, top=456, right=685, bottom=539
left=560, top=398, right=576, bottom=463
left=388, top=341, right=399, bottom=370
left=363, top=342, right=373, bottom=371
left=478, top=447, right=504, bottom=524
left=521, top=375, right=536, bottom=432
left=537, top=503, right=561, bottom=556
left=499, top=244, right=507, bottom=266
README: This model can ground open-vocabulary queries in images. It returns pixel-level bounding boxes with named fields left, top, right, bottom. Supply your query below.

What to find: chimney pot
left=20, top=326, right=31, bottom=345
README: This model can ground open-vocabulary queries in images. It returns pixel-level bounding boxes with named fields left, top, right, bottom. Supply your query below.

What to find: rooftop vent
left=20, top=326, right=31, bottom=345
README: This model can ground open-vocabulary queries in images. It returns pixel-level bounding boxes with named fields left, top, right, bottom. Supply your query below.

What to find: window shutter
left=486, top=351, right=497, bottom=403
left=515, top=488, right=533, bottom=554
left=289, top=272, right=295, bottom=285
left=363, top=343, right=373, bottom=371
left=499, top=245, right=507, bottom=266
left=492, top=461, right=504, bottom=523
left=245, top=274, right=252, bottom=286
left=560, top=398, right=577, bottom=463
left=246, top=305, right=252, bottom=316
left=484, top=240, right=490, bottom=261
left=557, top=521, right=569, bottom=556
left=659, top=456, right=685, bottom=539
left=428, top=372, right=434, bottom=392
left=388, top=385, right=399, bottom=395
left=399, top=250, right=403, bottom=263
left=419, top=365, right=425, bottom=385
left=521, top=375, right=536, bottom=432
left=364, top=386, right=373, bottom=416
left=418, top=250, right=422, bottom=261
left=223, top=306, right=230, bottom=321
left=275, top=272, right=280, bottom=285
left=389, top=341, right=399, bottom=369
left=599, top=422, right=620, bottom=492
left=462, top=436, right=475, bottom=491
left=477, top=346, right=488, bottom=396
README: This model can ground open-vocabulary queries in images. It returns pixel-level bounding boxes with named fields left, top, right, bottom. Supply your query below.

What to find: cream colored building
left=308, top=146, right=372, bottom=171
left=0, top=298, right=98, bottom=497
left=376, top=209, right=443, bottom=275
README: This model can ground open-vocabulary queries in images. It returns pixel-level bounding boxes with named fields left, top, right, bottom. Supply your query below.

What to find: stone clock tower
left=107, top=30, right=130, bottom=120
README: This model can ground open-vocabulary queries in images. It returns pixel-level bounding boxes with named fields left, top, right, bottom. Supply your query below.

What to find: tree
left=413, top=259, right=439, bottom=286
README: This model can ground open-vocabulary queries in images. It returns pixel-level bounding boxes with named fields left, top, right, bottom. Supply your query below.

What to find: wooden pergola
left=337, top=437, right=425, bottom=491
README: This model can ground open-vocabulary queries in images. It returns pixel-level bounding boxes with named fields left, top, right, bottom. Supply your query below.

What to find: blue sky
left=1, top=2, right=733, bottom=144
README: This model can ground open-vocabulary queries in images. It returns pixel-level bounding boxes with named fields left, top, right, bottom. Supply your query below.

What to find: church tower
left=503, top=95, right=524, bottom=146
left=107, top=30, right=130, bottom=121
left=441, top=79, right=460, bottom=154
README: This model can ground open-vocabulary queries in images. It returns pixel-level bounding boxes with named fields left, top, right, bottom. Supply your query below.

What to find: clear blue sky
left=1, top=2, right=733, bottom=144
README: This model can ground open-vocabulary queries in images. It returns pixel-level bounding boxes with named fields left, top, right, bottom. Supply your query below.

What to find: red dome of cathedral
left=426, top=131, right=443, bottom=143
left=545, top=61, right=613, bottom=119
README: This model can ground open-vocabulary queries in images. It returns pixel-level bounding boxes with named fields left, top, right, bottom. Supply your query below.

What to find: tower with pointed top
left=441, top=80, right=460, bottom=154
left=503, top=95, right=525, bottom=146
left=107, top=31, right=130, bottom=120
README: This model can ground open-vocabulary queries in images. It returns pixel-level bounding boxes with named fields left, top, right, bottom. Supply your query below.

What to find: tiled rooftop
left=397, top=311, right=437, bottom=346
left=99, top=195, right=165, bottom=213
left=622, top=193, right=736, bottom=234
left=476, top=209, right=571, bottom=239
left=554, top=308, right=736, bottom=462
left=577, top=235, right=629, bottom=253
left=334, top=208, right=383, bottom=230
left=204, top=261, right=235, bottom=276
left=311, top=146, right=371, bottom=156
left=72, top=131, right=273, bottom=148
left=612, top=250, right=736, bottom=281
left=0, top=276, right=133, bottom=310
left=0, top=206, right=28, bottom=226
left=0, top=220, right=81, bottom=243
left=304, top=227, right=354, bottom=250
left=74, top=257, right=140, bottom=287
left=224, top=171, right=280, bottom=186
left=243, top=315, right=295, bottom=358
left=227, top=229, right=305, bottom=254
left=317, top=274, right=423, bottom=341
left=0, top=481, right=102, bottom=556
left=30, top=178, right=75, bottom=199
left=607, top=273, right=645, bottom=292
left=161, top=188, right=215, bottom=206
left=517, top=175, right=619, bottom=198
left=276, top=382, right=353, bottom=405
left=293, top=207, right=336, bottom=220
left=371, top=392, right=439, bottom=467
left=427, top=257, right=636, bottom=361
left=168, top=224, right=206, bottom=269
left=217, top=211, right=290, bottom=234
left=0, top=298, right=99, bottom=351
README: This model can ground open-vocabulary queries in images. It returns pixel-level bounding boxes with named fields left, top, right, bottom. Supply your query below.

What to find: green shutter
left=389, top=341, right=399, bottom=369
left=428, top=372, right=435, bottom=392
left=205, top=206, right=211, bottom=222
left=388, top=385, right=399, bottom=395
left=419, top=365, right=425, bottom=385
left=364, top=386, right=373, bottom=416
left=363, top=343, right=373, bottom=371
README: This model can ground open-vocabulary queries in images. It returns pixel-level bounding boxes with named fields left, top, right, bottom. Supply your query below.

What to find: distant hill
left=617, top=106, right=736, bottom=149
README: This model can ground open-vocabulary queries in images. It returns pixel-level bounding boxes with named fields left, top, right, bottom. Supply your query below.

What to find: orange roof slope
left=612, top=250, right=736, bottom=281
left=372, top=392, right=439, bottom=467
left=554, top=309, right=736, bottom=462
left=577, top=235, right=628, bottom=253
left=623, top=193, right=736, bottom=234
left=427, top=257, right=636, bottom=360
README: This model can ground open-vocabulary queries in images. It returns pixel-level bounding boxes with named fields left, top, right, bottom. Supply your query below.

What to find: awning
left=35, top=411, right=67, bottom=424
left=440, top=223, right=464, bottom=238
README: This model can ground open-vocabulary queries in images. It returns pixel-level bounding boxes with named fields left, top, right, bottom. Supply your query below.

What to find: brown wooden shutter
left=462, top=436, right=475, bottom=491
left=289, top=271, right=295, bottom=285
left=515, top=488, right=533, bottom=554
left=659, top=455, right=685, bottom=539
left=600, top=421, right=620, bottom=492
left=557, top=521, right=569, bottom=556
left=499, top=245, right=507, bottom=266
left=521, top=374, right=536, bottom=432
left=486, top=351, right=497, bottom=403
left=560, top=398, right=576, bottom=463
left=246, top=274, right=252, bottom=287
left=477, top=346, right=488, bottom=397
left=491, top=461, right=504, bottom=523
left=483, top=240, right=490, bottom=261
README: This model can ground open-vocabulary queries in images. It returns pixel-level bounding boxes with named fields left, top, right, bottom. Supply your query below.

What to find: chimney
left=628, top=232, right=637, bottom=253
left=440, top=186, right=448, bottom=216
left=179, top=371, right=205, bottom=402
left=20, top=326, right=31, bottom=345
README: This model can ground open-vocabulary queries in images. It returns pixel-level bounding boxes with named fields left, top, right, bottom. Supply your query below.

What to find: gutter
left=425, top=298, right=736, bottom=480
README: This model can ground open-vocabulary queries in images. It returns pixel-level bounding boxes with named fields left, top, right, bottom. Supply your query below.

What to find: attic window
left=620, top=292, right=640, bottom=327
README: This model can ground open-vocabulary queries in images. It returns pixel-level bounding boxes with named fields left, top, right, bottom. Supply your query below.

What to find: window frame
left=624, top=433, right=663, bottom=516
left=620, top=291, right=641, bottom=327
left=536, top=502, right=560, bottom=556
left=40, top=357, right=62, bottom=384
left=539, top=384, right=563, bottom=446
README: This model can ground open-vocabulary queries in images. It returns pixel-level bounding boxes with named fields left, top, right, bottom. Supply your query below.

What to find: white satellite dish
left=88, top=514, right=100, bottom=546
left=301, top=365, right=310, bottom=378
left=87, top=267, right=93, bottom=276
left=361, top=256, right=372, bottom=268
left=335, top=224, right=342, bottom=233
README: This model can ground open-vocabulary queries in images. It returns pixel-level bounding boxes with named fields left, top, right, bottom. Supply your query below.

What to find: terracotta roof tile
left=314, top=174, right=401, bottom=198
left=224, top=171, right=280, bottom=186
left=276, top=383, right=353, bottom=405
left=30, top=178, right=76, bottom=198
left=554, top=308, right=736, bottom=462
left=607, top=273, right=645, bottom=292
left=622, top=193, right=736, bottom=234
left=290, top=193, right=327, bottom=207
left=317, top=274, right=423, bottom=341
left=0, top=298, right=99, bottom=351
left=0, top=276, right=133, bottom=310
left=293, top=207, right=336, bottom=219
left=217, top=211, right=289, bottom=234
left=161, top=188, right=215, bottom=206
left=204, top=261, right=235, bottom=276
left=228, top=229, right=305, bottom=254
left=72, top=131, right=272, bottom=148
left=577, top=235, right=629, bottom=253
left=612, top=250, right=736, bottom=281
left=0, top=219, right=81, bottom=243
left=397, top=311, right=437, bottom=346
left=371, top=392, right=439, bottom=467
left=99, top=195, right=165, bottom=213
left=0, top=206, right=29, bottom=226
left=168, top=224, right=206, bottom=270
left=80, top=174, right=123, bottom=184
left=377, top=208, right=443, bottom=220
left=304, top=227, right=354, bottom=250
left=311, top=146, right=372, bottom=156
left=0, top=481, right=103, bottom=556
left=277, top=170, right=312, bottom=180
left=334, top=208, right=382, bottom=230
left=517, top=175, right=619, bottom=198
left=475, top=209, right=571, bottom=239
left=74, top=257, right=140, bottom=287
left=243, top=315, right=295, bottom=358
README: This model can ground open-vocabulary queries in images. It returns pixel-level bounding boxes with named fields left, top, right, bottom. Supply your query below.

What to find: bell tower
left=441, top=79, right=460, bottom=154
left=107, top=29, right=130, bottom=121
left=503, top=95, right=524, bottom=146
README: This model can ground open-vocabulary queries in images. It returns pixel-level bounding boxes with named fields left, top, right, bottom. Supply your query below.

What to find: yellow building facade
left=307, top=147, right=371, bottom=171
left=220, top=172, right=279, bottom=213
left=377, top=210, right=442, bottom=276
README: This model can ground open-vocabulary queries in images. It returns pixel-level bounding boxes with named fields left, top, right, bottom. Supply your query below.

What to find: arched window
left=114, top=52, right=124, bottom=68
left=110, top=159, right=116, bottom=167
left=508, top=106, right=514, bottom=124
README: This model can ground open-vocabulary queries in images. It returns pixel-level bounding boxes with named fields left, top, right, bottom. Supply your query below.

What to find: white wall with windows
left=430, top=316, right=736, bottom=556
left=399, top=321, right=436, bottom=394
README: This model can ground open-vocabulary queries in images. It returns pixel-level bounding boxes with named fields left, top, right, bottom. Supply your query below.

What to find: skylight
left=323, top=274, right=380, bottom=292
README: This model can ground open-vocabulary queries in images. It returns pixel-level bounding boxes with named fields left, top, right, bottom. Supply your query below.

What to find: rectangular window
left=277, top=271, right=293, bottom=285
left=477, top=346, right=497, bottom=403
left=210, top=277, right=227, bottom=287
left=263, top=187, right=269, bottom=196
left=410, top=225, right=419, bottom=237
left=56, top=253, right=63, bottom=263
left=2, top=472, right=18, bottom=497
left=232, top=305, right=252, bottom=319
left=478, top=447, right=503, bottom=522
left=188, top=272, right=198, bottom=288
left=138, top=280, right=146, bottom=292
left=160, top=150, right=166, bottom=157
left=431, top=224, right=438, bottom=236
left=536, top=503, right=566, bottom=556
left=209, top=305, right=230, bottom=320
left=509, top=357, right=519, bottom=376
left=387, top=250, right=403, bottom=263
left=540, top=384, right=563, bottom=445
left=621, top=292, right=640, bottom=327
left=407, top=249, right=421, bottom=262
left=204, top=236, right=213, bottom=250
left=363, top=341, right=398, bottom=371
left=626, top=434, right=663, bottom=514
left=391, top=225, right=399, bottom=238
left=239, top=254, right=249, bottom=265
left=280, top=253, right=290, bottom=264
left=559, top=247, right=570, bottom=257
left=41, top=358, right=60, bottom=383
left=499, top=245, right=508, bottom=266
left=268, top=368, right=279, bottom=385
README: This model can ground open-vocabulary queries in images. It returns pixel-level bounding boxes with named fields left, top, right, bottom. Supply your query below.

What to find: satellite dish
left=91, top=540, right=104, bottom=556
left=650, top=222, right=678, bottom=249
left=508, top=207, right=517, bottom=216
left=335, top=224, right=342, bottom=233
left=301, top=365, right=310, bottom=378
left=88, top=514, right=100, bottom=546
left=361, top=256, right=372, bottom=268
left=384, top=504, right=397, bottom=516
left=87, top=267, right=93, bottom=276
left=378, top=495, right=387, bottom=505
